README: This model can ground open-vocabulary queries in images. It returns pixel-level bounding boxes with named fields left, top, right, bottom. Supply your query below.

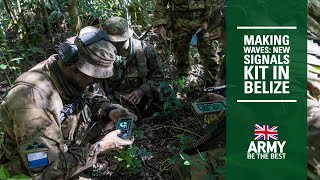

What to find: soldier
left=171, top=6, right=227, bottom=179
left=102, top=16, right=165, bottom=118
left=210, top=6, right=226, bottom=86
left=0, top=26, right=134, bottom=179
left=153, top=0, right=223, bottom=85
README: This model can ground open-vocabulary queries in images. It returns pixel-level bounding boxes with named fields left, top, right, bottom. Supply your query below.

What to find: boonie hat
left=75, top=26, right=117, bottom=78
left=103, top=16, right=133, bottom=42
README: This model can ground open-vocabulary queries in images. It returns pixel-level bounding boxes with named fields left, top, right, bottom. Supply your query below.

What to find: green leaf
left=166, top=145, right=180, bottom=154
left=133, top=129, right=144, bottom=139
left=0, top=64, right=7, bottom=70
left=159, top=82, right=167, bottom=88
left=0, top=166, right=10, bottom=179
left=137, top=148, right=152, bottom=158
left=179, top=153, right=207, bottom=171
left=48, top=11, right=64, bottom=22
left=173, top=99, right=183, bottom=108
left=8, top=174, right=32, bottom=180
left=9, top=57, right=24, bottom=63
left=178, top=78, right=186, bottom=89
left=9, top=66, right=19, bottom=70
left=126, top=146, right=139, bottom=156
left=183, top=160, right=191, bottom=166
left=132, top=159, right=142, bottom=168
left=152, top=112, right=160, bottom=118
left=30, top=47, right=45, bottom=55
left=48, top=11, right=58, bottom=22
left=124, top=154, right=133, bottom=166
left=175, top=134, right=196, bottom=149
left=114, top=156, right=124, bottom=162
left=5, top=49, right=15, bottom=53
left=163, top=100, right=172, bottom=110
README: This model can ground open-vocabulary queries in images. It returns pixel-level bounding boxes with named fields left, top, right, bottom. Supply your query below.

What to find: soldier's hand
left=98, top=130, right=134, bottom=151
left=109, top=104, right=138, bottom=122
left=201, top=21, right=208, bottom=32
left=156, top=25, right=166, bottom=39
left=207, top=93, right=226, bottom=102
left=127, top=89, right=145, bottom=104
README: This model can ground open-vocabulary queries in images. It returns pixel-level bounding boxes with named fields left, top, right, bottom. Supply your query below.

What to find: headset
left=58, top=30, right=109, bottom=65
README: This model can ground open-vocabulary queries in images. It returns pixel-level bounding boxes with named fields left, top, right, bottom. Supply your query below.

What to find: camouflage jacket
left=0, top=55, right=111, bottom=179
left=104, top=38, right=164, bottom=97
left=153, top=0, right=224, bottom=27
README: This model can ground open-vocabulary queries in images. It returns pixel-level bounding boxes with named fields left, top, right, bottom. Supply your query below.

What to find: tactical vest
left=135, top=38, right=148, bottom=84
left=171, top=0, right=206, bottom=11
left=110, top=38, right=148, bottom=93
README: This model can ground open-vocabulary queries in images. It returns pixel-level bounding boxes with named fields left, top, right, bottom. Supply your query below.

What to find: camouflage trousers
left=172, top=18, right=219, bottom=84
left=172, top=148, right=226, bottom=180
left=216, top=56, right=226, bottom=86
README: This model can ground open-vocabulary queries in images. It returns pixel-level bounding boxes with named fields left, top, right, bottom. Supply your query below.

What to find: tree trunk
left=39, top=0, right=54, bottom=43
left=3, top=0, right=17, bottom=23
left=16, top=0, right=29, bottom=40
left=68, top=0, right=81, bottom=34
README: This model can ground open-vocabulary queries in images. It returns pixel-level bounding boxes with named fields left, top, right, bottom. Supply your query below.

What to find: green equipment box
left=192, top=101, right=226, bottom=114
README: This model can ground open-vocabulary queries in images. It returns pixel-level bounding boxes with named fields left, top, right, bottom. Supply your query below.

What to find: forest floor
left=0, top=31, right=224, bottom=180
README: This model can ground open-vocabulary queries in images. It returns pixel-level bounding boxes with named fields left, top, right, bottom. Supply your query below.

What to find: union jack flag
left=254, top=124, right=278, bottom=141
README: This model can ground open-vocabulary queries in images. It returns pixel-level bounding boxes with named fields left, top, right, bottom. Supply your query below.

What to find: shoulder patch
left=27, top=151, right=49, bottom=169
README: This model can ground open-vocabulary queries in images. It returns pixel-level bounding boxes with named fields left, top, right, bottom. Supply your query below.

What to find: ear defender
left=58, top=41, right=78, bottom=65
left=58, top=30, right=109, bottom=65
left=79, top=30, right=109, bottom=45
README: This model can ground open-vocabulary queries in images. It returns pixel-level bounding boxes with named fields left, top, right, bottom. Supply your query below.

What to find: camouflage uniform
left=0, top=57, right=99, bottom=179
left=172, top=149, right=225, bottom=180
left=103, top=38, right=164, bottom=115
left=0, top=27, right=123, bottom=179
left=153, top=0, right=221, bottom=82
left=212, top=5, right=226, bottom=86
left=103, top=17, right=165, bottom=116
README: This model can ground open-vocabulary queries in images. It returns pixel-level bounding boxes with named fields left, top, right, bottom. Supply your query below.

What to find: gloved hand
left=207, top=93, right=226, bottom=102
left=156, top=25, right=166, bottom=39
left=201, top=21, right=208, bottom=32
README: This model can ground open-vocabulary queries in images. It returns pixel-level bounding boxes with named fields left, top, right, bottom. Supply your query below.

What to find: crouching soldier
left=171, top=5, right=227, bottom=179
left=102, top=17, right=165, bottom=119
left=0, top=26, right=135, bottom=179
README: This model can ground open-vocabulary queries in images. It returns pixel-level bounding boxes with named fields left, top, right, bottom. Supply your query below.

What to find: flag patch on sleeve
left=27, top=151, right=49, bottom=169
